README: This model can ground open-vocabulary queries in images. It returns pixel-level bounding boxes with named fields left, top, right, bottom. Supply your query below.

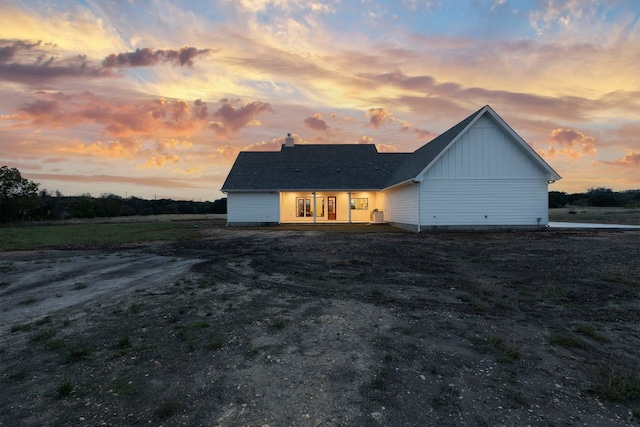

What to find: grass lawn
left=0, top=221, right=216, bottom=251
left=1, top=208, right=638, bottom=252
left=549, top=207, right=640, bottom=225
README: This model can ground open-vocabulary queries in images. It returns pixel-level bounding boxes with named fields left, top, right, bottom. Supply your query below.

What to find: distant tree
left=548, top=191, right=568, bottom=208
left=587, top=187, right=623, bottom=207
left=211, top=197, right=227, bottom=214
left=0, top=166, right=40, bottom=222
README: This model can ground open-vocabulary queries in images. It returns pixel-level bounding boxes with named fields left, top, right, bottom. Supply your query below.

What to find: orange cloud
left=61, top=134, right=193, bottom=165
left=376, top=144, right=398, bottom=153
left=26, top=173, right=192, bottom=189
left=366, top=108, right=389, bottom=129
left=244, top=140, right=286, bottom=151
left=356, top=135, right=373, bottom=144
left=602, top=151, right=640, bottom=168
left=304, top=113, right=329, bottom=131
left=178, top=165, right=206, bottom=175
left=216, top=135, right=296, bottom=164
left=137, top=154, right=182, bottom=169
left=216, top=145, right=240, bottom=162
left=156, top=138, right=193, bottom=150
left=67, top=137, right=142, bottom=158
left=538, top=128, right=597, bottom=159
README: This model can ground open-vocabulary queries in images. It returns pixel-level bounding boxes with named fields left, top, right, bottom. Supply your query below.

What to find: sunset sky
left=1, top=0, right=639, bottom=201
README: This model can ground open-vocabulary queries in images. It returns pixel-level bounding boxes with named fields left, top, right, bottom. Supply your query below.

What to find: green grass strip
left=0, top=222, right=206, bottom=251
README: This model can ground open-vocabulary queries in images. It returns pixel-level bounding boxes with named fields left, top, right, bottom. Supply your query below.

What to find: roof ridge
left=383, top=106, right=486, bottom=187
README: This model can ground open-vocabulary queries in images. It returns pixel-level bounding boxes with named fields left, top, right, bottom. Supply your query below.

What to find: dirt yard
left=1, top=225, right=639, bottom=426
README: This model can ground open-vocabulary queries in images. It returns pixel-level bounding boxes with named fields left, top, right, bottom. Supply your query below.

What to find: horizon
left=1, top=1, right=639, bottom=200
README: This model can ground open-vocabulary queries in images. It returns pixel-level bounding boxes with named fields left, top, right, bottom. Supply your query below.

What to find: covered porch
left=279, top=191, right=386, bottom=224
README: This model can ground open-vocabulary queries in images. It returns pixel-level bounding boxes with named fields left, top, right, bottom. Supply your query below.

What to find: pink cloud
left=209, top=99, right=273, bottom=136
left=538, top=128, right=597, bottom=159
left=17, top=94, right=209, bottom=136
left=602, top=151, right=640, bottom=168
left=304, top=113, right=329, bottom=131
left=413, top=128, right=437, bottom=140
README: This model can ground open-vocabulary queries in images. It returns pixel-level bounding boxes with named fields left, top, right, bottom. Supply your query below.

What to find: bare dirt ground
left=1, top=225, right=639, bottom=426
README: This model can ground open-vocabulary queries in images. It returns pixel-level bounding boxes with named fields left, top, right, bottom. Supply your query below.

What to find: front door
left=328, top=196, right=336, bottom=220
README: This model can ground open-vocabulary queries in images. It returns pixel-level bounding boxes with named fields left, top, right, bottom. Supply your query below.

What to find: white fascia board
left=413, top=106, right=490, bottom=181
left=414, top=106, right=561, bottom=182
left=224, top=189, right=280, bottom=193
left=279, top=188, right=382, bottom=192
left=381, top=179, right=420, bottom=191
left=483, top=106, right=562, bottom=181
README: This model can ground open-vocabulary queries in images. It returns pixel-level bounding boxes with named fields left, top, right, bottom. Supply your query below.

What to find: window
left=296, top=197, right=324, bottom=217
left=350, top=198, right=368, bottom=210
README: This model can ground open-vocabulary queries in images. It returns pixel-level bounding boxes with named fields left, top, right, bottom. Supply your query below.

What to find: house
left=221, top=105, right=561, bottom=231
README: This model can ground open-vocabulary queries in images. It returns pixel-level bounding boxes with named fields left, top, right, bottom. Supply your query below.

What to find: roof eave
left=381, top=178, right=420, bottom=191
left=413, top=105, right=562, bottom=181
left=414, top=105, right=489, bottom=179
left=482, top=106, right=562, bottom=181
left=223, top=187, right=385, bottom=192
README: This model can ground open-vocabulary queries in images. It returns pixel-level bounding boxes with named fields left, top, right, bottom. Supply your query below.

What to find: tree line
left=2, top=166, right=639, bottom=223
left=0, top=166, right=226, bottom=223
left=549, top=188, right=640, bottom=209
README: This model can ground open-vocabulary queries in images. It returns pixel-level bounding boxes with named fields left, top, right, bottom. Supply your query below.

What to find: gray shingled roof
left=221, top=105, right=527, bottom=192
left=221, top=144, right=410, bottom=191
left=384, top=106, right=485, bottom=187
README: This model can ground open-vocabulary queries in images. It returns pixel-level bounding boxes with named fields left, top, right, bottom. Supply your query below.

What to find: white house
left=221, top=105, right=561, bottom=231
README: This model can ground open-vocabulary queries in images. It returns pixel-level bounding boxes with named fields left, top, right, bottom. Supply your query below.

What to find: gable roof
left=384, top=106, right=484, bottom=187
left=221, top=105, right=561, bottom=192
left=221, top=144, right=409, bottom=191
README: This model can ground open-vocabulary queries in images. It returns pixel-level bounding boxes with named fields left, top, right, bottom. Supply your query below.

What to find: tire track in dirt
left=0, top=250, right=202, bottom=333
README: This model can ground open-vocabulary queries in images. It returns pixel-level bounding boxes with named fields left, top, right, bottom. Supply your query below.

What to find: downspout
left=313, top=192, right=317, bottom=224
left=417, top=182, right=421, bottom=233
left=348, top=191, right=352, bottom=224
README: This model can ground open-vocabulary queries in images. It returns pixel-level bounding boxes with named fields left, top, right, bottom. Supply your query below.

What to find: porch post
left=348, top=191, right=352, bottom=224
left=313, top=192, right=317, bottom=224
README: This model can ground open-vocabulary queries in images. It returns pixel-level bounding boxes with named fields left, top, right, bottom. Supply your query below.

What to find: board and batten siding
left=423, top=115, right=544, bottom=180
left=418, top=114, right=551, bottom=228
left=226, top=192, right=280, bottom=225
left=384, top=184, right=419, bottom=231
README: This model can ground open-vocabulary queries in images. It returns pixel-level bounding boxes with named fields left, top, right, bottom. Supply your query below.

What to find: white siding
left=423, top=115, right=544, bottom=180
left=385, top=184, right=419, bottom=228
left=227, top=192, right=279, bottom=224
left=421, top=179, right=549, bottom=227
left=414, top=114, right=550, bottom=228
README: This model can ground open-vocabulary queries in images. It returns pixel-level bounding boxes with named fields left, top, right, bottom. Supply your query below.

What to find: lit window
left=296, top=197, right=324, bottom=217
left=350, top=198, right=368, bottom=210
